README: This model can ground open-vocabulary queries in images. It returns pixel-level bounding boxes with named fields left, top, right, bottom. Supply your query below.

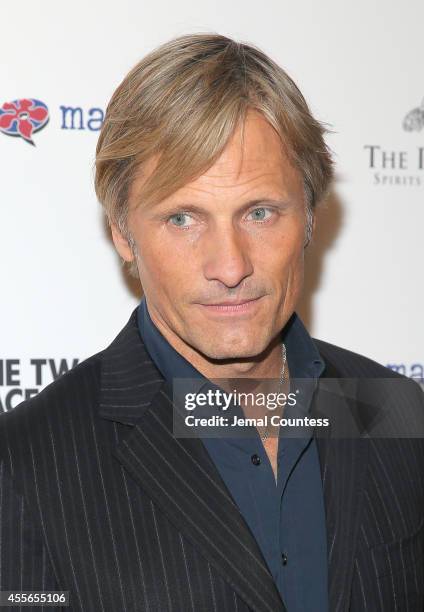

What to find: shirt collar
left=137, top=295, right=324, bottom=383
left=281, top=310, right=325, bottom=380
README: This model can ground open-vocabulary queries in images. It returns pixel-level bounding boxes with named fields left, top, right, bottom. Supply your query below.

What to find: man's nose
left=202, top=224, right=254, bottom=288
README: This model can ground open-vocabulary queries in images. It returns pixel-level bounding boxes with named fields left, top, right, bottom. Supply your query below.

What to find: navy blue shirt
left=137, top=296, right=329, bottom=611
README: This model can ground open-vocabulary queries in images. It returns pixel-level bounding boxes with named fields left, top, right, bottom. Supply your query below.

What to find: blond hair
left=95, top=32, right=333, bottom=275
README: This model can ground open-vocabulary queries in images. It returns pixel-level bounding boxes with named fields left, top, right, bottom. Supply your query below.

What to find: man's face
left=112, top=110, right=309, bottom=361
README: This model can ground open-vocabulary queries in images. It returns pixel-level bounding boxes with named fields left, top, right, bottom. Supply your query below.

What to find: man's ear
left=110, top=222, right=134, bottom=262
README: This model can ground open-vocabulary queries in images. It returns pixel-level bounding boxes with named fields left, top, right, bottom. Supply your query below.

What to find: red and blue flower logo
left=0, top=98, right=49, bottom=145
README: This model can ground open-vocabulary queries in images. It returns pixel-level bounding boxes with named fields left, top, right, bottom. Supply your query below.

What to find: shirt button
left=281, top=553, right=288, bottom=566
left=251, top=454, right=261, bottom=466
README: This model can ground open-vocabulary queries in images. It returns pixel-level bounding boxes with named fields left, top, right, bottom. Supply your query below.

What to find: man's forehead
left=179, top=147, right=299, bottom=200
left=177, top=168, right=290, bottom=200
left=193, top=154, right=285, bottom=180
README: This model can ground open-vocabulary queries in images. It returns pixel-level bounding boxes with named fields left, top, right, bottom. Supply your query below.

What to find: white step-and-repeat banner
left=1, top=1, right=422, bottom=411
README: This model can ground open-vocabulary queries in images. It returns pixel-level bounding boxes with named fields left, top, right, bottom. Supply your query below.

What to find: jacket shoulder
left=0, top=352, right=103, bottom=454
left=313, top=337, right=410, bottom=380
left=313, top=338, right=423, bottom=417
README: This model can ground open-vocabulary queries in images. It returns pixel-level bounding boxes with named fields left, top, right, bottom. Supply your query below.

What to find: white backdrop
left=1, top=0, right=423, bottom=410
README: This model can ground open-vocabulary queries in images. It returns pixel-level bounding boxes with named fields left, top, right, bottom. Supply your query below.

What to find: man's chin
left=180, top=316, right=273, bottom=360
left=192, top=337, right=268, bottom=362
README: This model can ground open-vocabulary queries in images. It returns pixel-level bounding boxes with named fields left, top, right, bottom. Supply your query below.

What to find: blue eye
left=169, top=212, right=193, bottom=227
left=248, top=207, right=272, bottom=221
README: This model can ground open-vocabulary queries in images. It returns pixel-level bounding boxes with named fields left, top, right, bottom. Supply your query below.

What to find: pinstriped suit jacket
left=0, top=309, right=423, bottom=612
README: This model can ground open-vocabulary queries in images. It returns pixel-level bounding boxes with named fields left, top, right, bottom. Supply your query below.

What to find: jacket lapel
left=98, top=309, right=286, bottom=612
left=312, top=349, right=370, bottom=612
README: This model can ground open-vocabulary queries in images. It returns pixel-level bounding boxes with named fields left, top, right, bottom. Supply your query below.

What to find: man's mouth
left=195, top=296, right=264, bottom=315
